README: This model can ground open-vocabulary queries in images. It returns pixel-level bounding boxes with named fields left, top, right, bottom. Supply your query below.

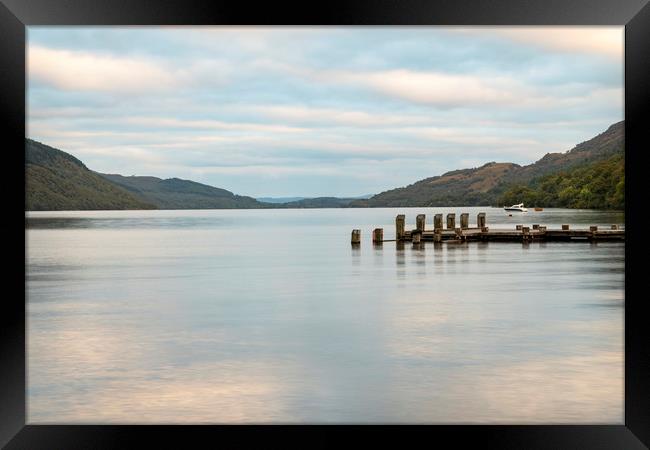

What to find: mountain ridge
left=26, top=139, right=157, bottom=211
left=98, top=173, right=267, bottom=209
left=350, top=121, right=623, bottom=208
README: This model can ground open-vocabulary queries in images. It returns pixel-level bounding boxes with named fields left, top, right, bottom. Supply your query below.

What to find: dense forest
left=499, top=153, right=624, bottom=209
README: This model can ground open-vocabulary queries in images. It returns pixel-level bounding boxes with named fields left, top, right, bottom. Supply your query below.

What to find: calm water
left=26, top=207, right=625, bottom=423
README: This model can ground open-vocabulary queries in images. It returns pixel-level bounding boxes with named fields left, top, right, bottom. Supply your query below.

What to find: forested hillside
left=499, top=153, right=624, bottom=209
left=99, top=173, right=267, bottom=209
left=351, top=121, right=624, bottom=209
left=26, top=139, right=156, bottom=211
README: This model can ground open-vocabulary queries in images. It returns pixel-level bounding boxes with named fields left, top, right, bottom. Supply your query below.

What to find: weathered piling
left=351, top=229, right=360, bottom=245
left=396, top=215, right=405, bottom=240
left=460, top=213, right=469, bottom=229
left=477, top=212, right=486, bottom=229
left=416, top=214, right=426, bottom=232
left=447, top=213, right=456, bottom=230
left=434, top=214, right=443, bottom=231
left=370, top=213, right=624, bottom=245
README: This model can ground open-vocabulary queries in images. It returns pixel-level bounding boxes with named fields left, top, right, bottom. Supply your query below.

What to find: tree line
left=499, top=153, right=624, bottom=210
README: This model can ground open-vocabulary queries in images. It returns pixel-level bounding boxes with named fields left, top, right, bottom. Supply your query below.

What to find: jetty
left=352, top=212, right=625, bottom=244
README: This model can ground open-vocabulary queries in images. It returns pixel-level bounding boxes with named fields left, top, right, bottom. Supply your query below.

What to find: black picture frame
left=2, top=0, right=648, bottom=448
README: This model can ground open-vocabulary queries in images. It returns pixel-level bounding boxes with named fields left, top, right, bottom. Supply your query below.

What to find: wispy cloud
left=458, top=27, right=623, bottom=59
left=29, top=46, right=178, bottom=93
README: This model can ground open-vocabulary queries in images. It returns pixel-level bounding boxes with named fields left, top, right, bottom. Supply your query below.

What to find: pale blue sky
left=27, top=27, right=623, bottom=197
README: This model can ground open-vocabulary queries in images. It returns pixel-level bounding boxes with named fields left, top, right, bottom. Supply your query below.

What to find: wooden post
left=434, top=214, right=443, bottom=231
left=447, top=213, right=456, bottom=229
left=477, top=212, right=486, bottom=229
left=455, top=227, right=463, bottom=240
left=416, top=214, right=426, bottom=232
left=562, top=224, right=570, bottom=230
left=460, top=213, right=469, bottom=229
left=433, top=231, right=442, bottom=242
left=516, top=225, right=523, bottom=230
left=522, top=226, right=530, bottom=241
left=396, top=215, right=405, bottom=240
left=372, top=228, right=383, bottom=243
left=611, top=224, right=618, bottom=230
left=412, top=231, right=421, bottom=244
left=351, top=229, right=360, bottom=244
left=532, top=224, right=539, bottom=230
left=481, top=226, right=489, bottom=232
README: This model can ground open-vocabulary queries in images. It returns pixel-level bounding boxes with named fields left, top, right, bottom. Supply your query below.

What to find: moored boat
left=504, top=203, right=528, bottom=212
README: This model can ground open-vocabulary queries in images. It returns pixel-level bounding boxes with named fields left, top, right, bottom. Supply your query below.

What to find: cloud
left=344, top=69, right=521, bottom=107
left=28, top=45, right=233, bottom=95
left=249, top=105, right=434, bottom=127
left=123, top=117, right=308, bottom=134
left=457, top=27, right=623, bottom=59
left=322, top=69, right=622, bottom=110
left=28, top=45, right=178, bottom=93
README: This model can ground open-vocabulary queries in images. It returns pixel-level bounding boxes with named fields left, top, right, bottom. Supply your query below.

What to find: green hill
left=350, top=161, right=521, bottom=207
left=351, top=121, right=624, bottom=209
left=26, top=139, right=156, bottom=211
left=98, top=173, right=267, bottom=209
left=510, top=120, right=624, bottom=183
left=500, top=153, right=624, bottom=209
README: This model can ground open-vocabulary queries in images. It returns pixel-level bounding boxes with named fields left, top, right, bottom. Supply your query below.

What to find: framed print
left=2, top=0, right=649, bottom=448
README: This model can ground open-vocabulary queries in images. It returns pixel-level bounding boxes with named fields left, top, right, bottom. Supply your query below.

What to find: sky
left=27, top=27, right=623, bottom=198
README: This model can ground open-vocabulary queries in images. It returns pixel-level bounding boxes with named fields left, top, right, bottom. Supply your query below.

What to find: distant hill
left=257, top=197, right=307, bottom=203
left=510, top=120, right=624, bottom=183
left=259, top=194, right=373, bottom=206
left=26, top=139, right=156, bottom=211
left=279, top=197, right=360, bottom=208
left=351, top=121, right=624, bottom=208
left=350, top=162, right=521, bottom=207
left=98, top=173, right=267, bottom=210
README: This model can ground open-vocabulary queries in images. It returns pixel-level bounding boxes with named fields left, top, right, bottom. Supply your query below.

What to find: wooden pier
left=353, top=213, right=624, bottom=245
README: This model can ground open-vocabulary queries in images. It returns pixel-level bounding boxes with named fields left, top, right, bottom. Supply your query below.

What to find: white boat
left=504, top=203, right=528, bottom=212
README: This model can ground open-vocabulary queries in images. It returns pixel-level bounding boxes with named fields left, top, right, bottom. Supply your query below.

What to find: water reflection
left=27, top=209, right=624, bottom=423
left=350, top=245, right=361, bottom=268
left=26, top=217, right=93, bottom=229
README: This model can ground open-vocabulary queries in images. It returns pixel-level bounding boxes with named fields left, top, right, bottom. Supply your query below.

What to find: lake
left=26, top=207, right=625, bottom=423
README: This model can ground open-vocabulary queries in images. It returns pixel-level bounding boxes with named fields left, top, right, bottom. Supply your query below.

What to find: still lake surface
left=26, top=207, right=624, bottom=423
